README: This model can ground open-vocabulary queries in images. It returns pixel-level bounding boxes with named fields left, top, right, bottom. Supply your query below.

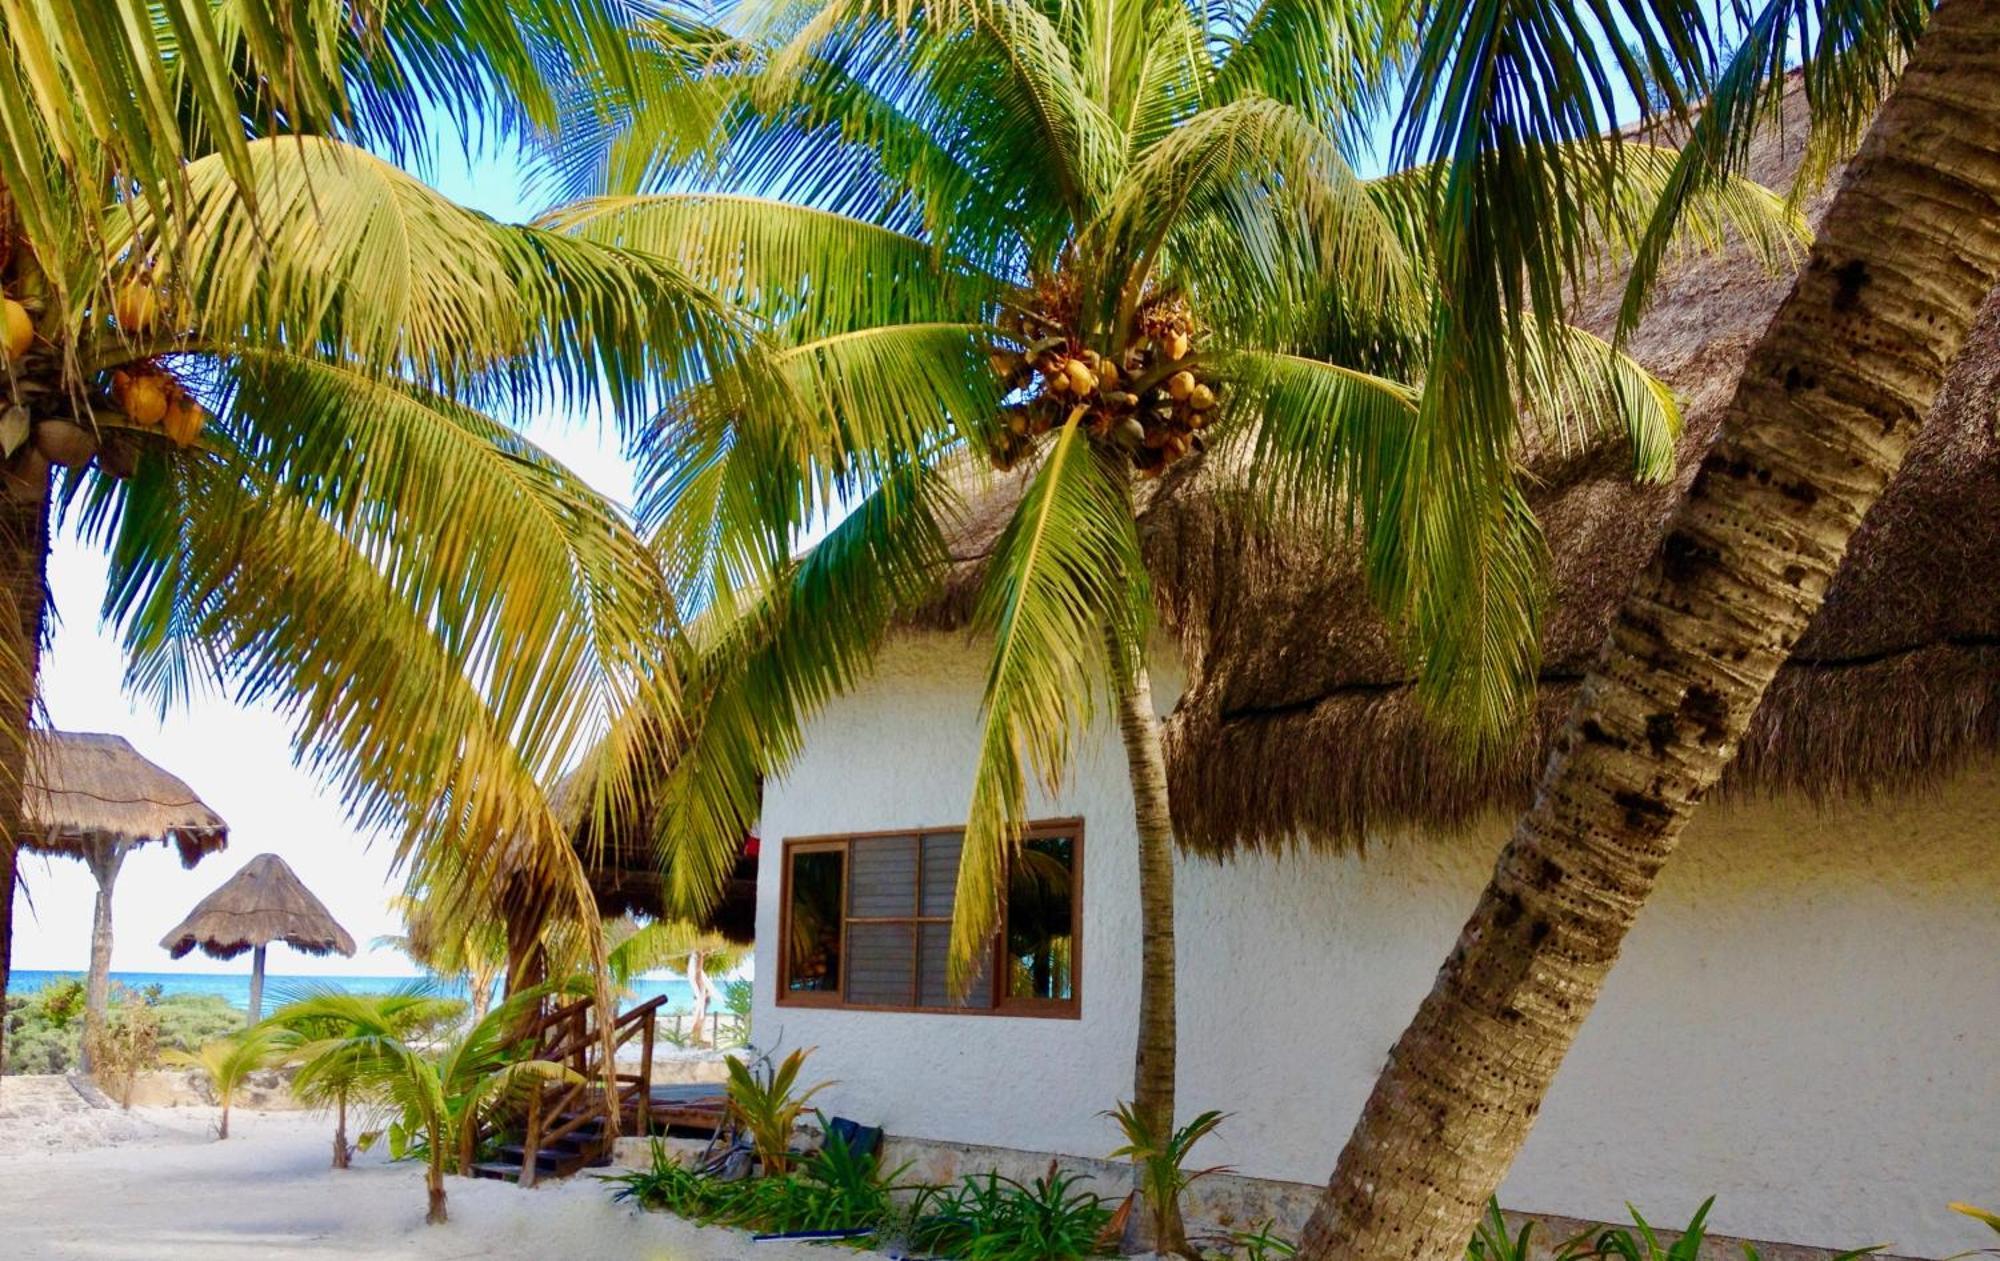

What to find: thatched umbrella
left=160, top=853, right=355, bottom=1020
left=20, top=731, right=229, bottom=1066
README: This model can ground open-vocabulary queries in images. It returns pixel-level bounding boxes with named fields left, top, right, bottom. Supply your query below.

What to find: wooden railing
left=514, top=994, right=666, bottom=1188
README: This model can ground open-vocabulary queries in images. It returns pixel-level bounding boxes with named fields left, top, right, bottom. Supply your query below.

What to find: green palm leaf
left=954, top=412, right=1146, bottom=986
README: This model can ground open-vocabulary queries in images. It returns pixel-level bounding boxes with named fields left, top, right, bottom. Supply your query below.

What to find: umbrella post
left=247, top=944, right=266, bottom=1023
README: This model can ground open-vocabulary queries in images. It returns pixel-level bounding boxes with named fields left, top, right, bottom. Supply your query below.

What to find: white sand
left=0, top=1076, right=834, bottom=1260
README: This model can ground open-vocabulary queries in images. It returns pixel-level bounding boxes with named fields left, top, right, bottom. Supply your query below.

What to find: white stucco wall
left=753, top=633, right=2000, bottom=1258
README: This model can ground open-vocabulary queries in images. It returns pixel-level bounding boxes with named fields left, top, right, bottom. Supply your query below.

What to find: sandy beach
left=0, top=1076, right=827, bottom=1260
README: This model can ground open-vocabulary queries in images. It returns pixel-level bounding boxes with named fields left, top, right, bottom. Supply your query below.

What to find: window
left=778, top=821, right=1082, bottom=1017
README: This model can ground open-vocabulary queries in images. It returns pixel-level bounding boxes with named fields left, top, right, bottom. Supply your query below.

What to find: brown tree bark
left=426, top=1146, right=449, bottom=1223
left=1296, top=6, right=2000, bottom=1258
left=1109, top=641, right=1188, bottom=1256
left=333, top=1091, right=351, bottom=1169
left=80, top=839, right=128, bottom=1073
left=0, top=471, right=49, bottom=1076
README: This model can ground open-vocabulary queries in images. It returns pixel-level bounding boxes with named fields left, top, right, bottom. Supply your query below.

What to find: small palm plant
left=264, top=988, right=465, bottom=1169
left=164, top=1025, right=283, bottom=1140
left=291, top=990, right=580, bottom=1224
left=723, top=1047, right=830, bottom=1176
left=1105, top=1101, right=1228, bottom=1256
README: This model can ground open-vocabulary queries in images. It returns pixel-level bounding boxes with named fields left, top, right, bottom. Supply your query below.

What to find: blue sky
left=13, top=140, right=644, bottom=978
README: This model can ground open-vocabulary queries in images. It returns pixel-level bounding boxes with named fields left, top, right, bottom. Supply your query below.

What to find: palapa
left=160, top=853, right=355, bottom=1020
left=17, top=731, right=228, bottom=1067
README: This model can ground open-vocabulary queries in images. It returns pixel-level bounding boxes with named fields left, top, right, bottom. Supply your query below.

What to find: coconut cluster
left=987, top=294, right=1218, bottom=479
left=110, top=364, right=206, bottom=448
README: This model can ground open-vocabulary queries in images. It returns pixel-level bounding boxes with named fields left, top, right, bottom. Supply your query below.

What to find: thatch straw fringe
left=159, top=853, right=356, bottom=960
left=20, top=731, right=228, bottom=867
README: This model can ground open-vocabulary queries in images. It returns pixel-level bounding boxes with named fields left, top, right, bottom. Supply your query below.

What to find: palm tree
left=1289, top=0, right=2000, bottom=1255
left=291, top=988, right=581, bottom=1224
left=606, top=916, right=749, bottom=1045
left=375, top=895, right=510, bottom=1024
left=265, top=987, right=464, bottom=1169
left=0, top=2, right=744, bottom=1072
left=544, top=3, right=1796, bottom=1250
left=163, top=1025, right=284, bottom=1140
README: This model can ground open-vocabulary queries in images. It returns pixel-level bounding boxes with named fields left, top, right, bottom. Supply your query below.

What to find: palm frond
left=118, top=136, right=745, bottom=424
left=542, top=193, right=1002, bottom=342
left=1099, top=95, right=1415, bottom=335
left=646, top=461, right=959, bottom=921
left=1614, top=0, right=1924, bottom=335
left=640, top=320, right=998, bottom=607
left=952, top=412, right=1144, bottom=987
left=73, top=386, right=649, bottom=949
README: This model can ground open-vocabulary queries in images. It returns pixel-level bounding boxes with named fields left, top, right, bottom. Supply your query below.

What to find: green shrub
left=914, top=1167, right=1115, bottom=1260
left=605, top=1140, right=723, bottom=1215
left=719, top=978, right=752, bottom=1045
left=607, top=1115, right=909, bottom=1237
left=3, top=986, right=242, bottom=1076
left=1227, top=1221, right=1297, bottom=1260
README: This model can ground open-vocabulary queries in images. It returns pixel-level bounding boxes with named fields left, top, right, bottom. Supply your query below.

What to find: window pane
left=1005, top=834, right=1075, bottom=1002
left=918, top=923, right=988, bottom=1008
left=786, top=850, right=844, bottom=993
left=847, top=923, right=916, bottom=1006
left=850, top=835, right=919, bottom=917
left=920, top=833, right=963, bottom=917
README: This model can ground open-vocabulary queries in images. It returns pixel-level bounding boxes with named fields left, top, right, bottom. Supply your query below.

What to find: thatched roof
left=159, top=852, right=357, bottom=960
left=548, top=765, right=758, bottom=944
left=919, top=89, right=2000, bottom=855
left=19, top=731, right=229, bottom=867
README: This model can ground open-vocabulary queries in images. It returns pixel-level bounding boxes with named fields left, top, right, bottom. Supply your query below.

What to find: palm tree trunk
left=687, top=951, right=709, bottom=1047
left=426, top=1142, right=449, bottom=1224
left=218, top=1094, right=231, bottom=1140
left=458, top=1107, right=477, bottom=1175
left=1108, top=634, right=1187, bottom=1256
left=80, top=839, right=128, bottom=1074
left=333, top=1091, right=350, bottom=1169
left=0, top=472, right=49, bottom=1077
left=1295, top=8, right=2000, bottom=1258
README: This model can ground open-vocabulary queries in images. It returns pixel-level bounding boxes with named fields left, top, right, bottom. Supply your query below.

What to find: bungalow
left=746, top=119, right=2000, bottom=1258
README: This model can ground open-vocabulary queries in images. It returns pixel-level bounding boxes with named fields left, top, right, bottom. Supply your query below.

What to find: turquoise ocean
left=12, top=969, right=698, bottom=1012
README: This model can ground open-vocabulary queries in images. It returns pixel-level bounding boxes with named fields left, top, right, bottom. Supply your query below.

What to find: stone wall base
left=874, top=1134, right=1914, bottom=1261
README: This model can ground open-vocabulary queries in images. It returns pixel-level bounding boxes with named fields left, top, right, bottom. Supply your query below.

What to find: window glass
left=786, top=848, right=844, bottom=993
left=1004, top=834, right=1076, bottom=1002
left=778, top=825, right=1079, bottom=1015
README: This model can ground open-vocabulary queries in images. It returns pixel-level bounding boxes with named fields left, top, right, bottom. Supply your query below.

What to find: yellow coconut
left=1097, top=359, right=1120, bottom=389
left=124, top=375, right=169, bottom=426
left=2, top=299, right=32, bottom=361
left=1064, top=359, right=1096, bottom=395
left=114, top=282, right=159, bottom=335
left=1164, top=330, right=1190, bottom=361
left=1167, top=371, right=1196, bottom=400
left=162, top=396, right=206, bottom=448
left=1188, top=383, right=1216, bottom=411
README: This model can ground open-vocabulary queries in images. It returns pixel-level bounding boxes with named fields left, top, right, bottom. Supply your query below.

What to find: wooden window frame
left=776, top=819, right=1083, bottom=1020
